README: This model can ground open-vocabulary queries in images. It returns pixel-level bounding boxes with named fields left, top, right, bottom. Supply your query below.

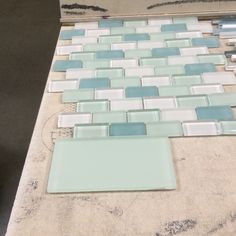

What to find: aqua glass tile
left=172, top=75, right=202, bottom=85
left=146, top=121, right=183, bottom=137
left=52, top=60, right=82, bottom=72
left=47, top=137, right=176, bottom=192
left=125, top=86, right=159, bottom=98
left=99, top=35, right=123, bottom=43
left=59, top=29, right=85, bottom=40
left=152, top=47, right=180, bottom=58
left=127, top=109, right=160, bottom=122
left=150, top=32, right=176, bottom=41
left=63, top=89, right=94, bottom=103
left=140, top=58, right=167, bottom=66
left=124, top=20, right=147, bottom=27
left=173, top=16, right=198, bottom=23
left=70, top=52, right=95, bottom=61
left=166, top=39, right=191, bottom=47
left=158, top=86, right=190, bottom=96
left=83, top=60, right=110, bottom=69
left=110, top=78, right=141, bottom=88
left=197, top=54, right=226, bottom=65
left=84, top=43, right=110, bottom=51
left=185, top=63, right=216, bottom=75
left=196, top=106, right=234, bottom=120
left=161, top=23, right=187, bottom=32
left=110, top=122, right=146, bottom=136
left=208, top=93, right=236, bottom=106
left=77, top=100, right=109, bottom=112
left=221, top=121, right=236, bottom=135
left=125, top=49, right=152, bottom=58
left=191, top=37, right=220, bottom=48
left=96, top=68, right=124, bottom=78
left=155, top=65, right=185, bottom=76
left=124, top=33, right=150, bottom=41
left=73, top=124, right=109, bottom=138
left=111, top=27, right=136, bottom=35
left=93, top=111, right=127, bottom=123
left=99, top=19, right=123, bottom=28
left=177, top=95, right=209, bottom=108
left=96, top=50, right=124, bottom=59
left=79, top=78, right=110, bottom=89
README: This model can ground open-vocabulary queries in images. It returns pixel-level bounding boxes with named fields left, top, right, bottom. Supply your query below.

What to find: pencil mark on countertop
left=61, top=3, right=108, bottom=12
left=64, top=11, right=86, bottom=15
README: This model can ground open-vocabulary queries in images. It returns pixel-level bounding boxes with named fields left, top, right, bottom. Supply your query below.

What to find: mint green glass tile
left=84, top=43, right=110, bottom=52
left=197, top=54, right=226, bottom=65
left=125, top=49, right=152, bottom=58
left=152, top=47, right=180, bottom=58
left=158, top=86, right=190, bottom=96
left=155, top=65, right=185, bottom=76
left=52, top=60, right=82, bottom=72
left=146, top=121, right=183, bottom=137
left=77, top=100, right=109, bottom=112
left=125, top=86, right=159, bottom=98
left=140, top=58, right=167, bottom=66
left=166, top=38, right=191, bottom=47
left=172, top=75, right=202, bottom=86
left=127, top=109, right=160, bottom=122
left=173, top=16, right=198, bottom=23
left=185, top=63, right=216, bottom=75
left=73, top=124, right=109, bottom=138
left=93, top=111, right=127, bottom=123
left=110, top=122, right=146, bottom=136
left=99, top=35, right=123, bottom=43
left=150, top=32, right=176, bottom=41
left=124, top=33, right=150, bottom=41
left=111, top=27, right=136, bottom=35
left=79, top=78, right=110, bottom=89
left=161, top=23, right=187, bottom=32
left=99, top=19, right=123, bottom=28
left=83, top=60, right=110, bottom=69
left=96, top=50, right=124, bottom=59
left=47, top=137, right=176, bottom=192
left=220, top=121, right=236, bottom=135
left=69, top=52, right=95, bottom=61
left=111, top=78, right=141, bottom=88
left=63, top=89, right=94, bottom=103
left=96, top=68, right=124, bottom=77
left=208, top=93, right=236, bottom=106
left=191, top=37, right=220, bottom=48
left=124, top=20, right=147, bottom=27
left=177, top=95, right=209, bottom=108
left=59, top=29, right=85, bottom=40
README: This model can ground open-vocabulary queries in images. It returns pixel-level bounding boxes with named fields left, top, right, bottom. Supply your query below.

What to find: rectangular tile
left=52, top=60, right=82, bottom=72
left=111, top=59, right=138, bottom=68
left=161, top=23, right=187, bottom=32
left=82, top=60, right=110, bottom=69
left=144, top=97, right=177, bottom=109
left=161, top=108, right=197, bottom=121
left=184, top=63, right=216, bottom=75
left=72, top=36, right=97, bottom=45
left=60, top=29, right=85, bottom=40
left=110, top=78, right=141, bottom=88
left=136, top=26, right=161, bottom=33
left=73, top=124, right=109, bottom=138
left=63, top=89, right=94, bottom=103
left=125, top=67, right=154, bottom=77
left=95, top=88, right=124, bottom=100
left=99, top=35, right=123, bottom=43
left=93, top=111, right=127, bottom=123
left=75, top=22, right=98, bottom=29
left=137, top=41, right=166, bottom=49
left=148, top=18, right=172, bottom=25
left=155, top=65, right=185, bottom=76
left=197, top=54, right=226, bottom=65
left=173, top=17, right=198, bottom=24
left=179, top=46, right=209, bottom=56
left=125, top=86, right=158, bottom=98
left=48, top=80, right=78, bottom=92
left=110, top=99, right=143, bottom=111
left=98, top=19, right=123, bottom=28
left=127, top=110, right=160, bottom=123
left=158, top=86, right=190, bottom=96
left=177, top=95, right=209, bottom=108
left=66, top=68, right=95, bottom=79
left=208, top=93, right=236, bottom=106
left=69, top=52, right=95, bottom=61
left=125, top=49, right=152, bottom=58
left=141, top=76, right=171, bottom=87
left=77, top=100, right=109, bottom=112
left=152, top=47, right=180, bottom=58
left=167, top=56, right=199, bottom=65
left=79, top=78, right=110, bottom=89
left=166, top=39, right=191, bottom=48
left=221, top=121, right=236, bottom=135
left=84, top=43, right=110, bottom=51
left=86, top=28, right=110, bottom=37
left=110, top=27, right=136, bottom=35
left=150, top=32, right=176, bottom=40
left=96, top=50, right=124, bottom=59
left=140, top=58, right=167, bottom=67
left=124, top=33, right=150, bottom=41
left=96, top=68, right=124, bottom=77
left=172, top=75, right=202, bottom=86
left=187, top=22, right=213, bottom=33
left=111, top=42, right=136, bottom=50
left=124, top=20, right=147, bottom=27
left=190, top=84, right=224, bottom=95
left=202, top=72, right=236, bottom=85
left=176, top=31, right=203, bottom=39
left=110, top=123, right=146, bottom=136
left=56, top=45, right=83, bottom=55
left=191, top=37, right=220, bottom=48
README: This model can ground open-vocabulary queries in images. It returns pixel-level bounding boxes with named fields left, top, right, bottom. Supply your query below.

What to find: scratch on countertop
left=61, top=3, right=108, bottom=12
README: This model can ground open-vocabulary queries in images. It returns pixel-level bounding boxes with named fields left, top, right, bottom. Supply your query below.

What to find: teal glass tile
left=158, top=86, right=190, bottom=96
left=191, top=37, right=220, bottom=48
left=84, top=43, right=110, bottom=52
left=96, top=68, right=124, bottom=78
left=196, top=106, right=234, bottom=120
left=125, top=49, right=152, bottom=58
left=155, top=65, right=185, bottom=76
left=47, top=137, right=176, bottom=192
left=62, top=89, right=94, bottom=103
left=73, top=124, right=109, bottom=138
left=166, top=38, right=191, bottom=47
left=161, top=23, right=187, bottom=32
left=99, top=19, right=123, bottom=28
left=70, top=52, right=95, bottom=61
left=79, top=78, right=110, bottom=89
left=140, top=58, right=167, bottom=66
left=177, top=95, right=209, bottom=108
left=93, top=111, right=127, bottom=123
left=52, top=60, right=82, bottom=72
left=111, top=27, right=136, bottom=35
left=150, top=32, right=176, bottom=41
left=220, top=121, right=236, bottom=135
left=125, top=86, right=159, bottom=98
left=59, top=29, right=85, bottom=40
left=208, top=93, right=236, bottom=106
left=173, top=16, right=198, bottom=23
left=96, top=50, right=124, bottom=59
left=127, top=109, right=160, bottom=122
left=197, top=54, right=226, bottom=65
left=124, top=33, right=150, bottom=41
left=146, top=121, right=183, bottom=137
left=124, top=20, right=147, bottom=27
left=83, top=60, right=110, bottom=69
left=172, top=75, right=202, bottom=85
left=152, top=47, right=180, bottom=58
left=99, top=35, right=123, bottom=43
left=110, top=78, right=141, bottom=88
left=77, top=100, right=109, bottom=112
left=185, top=63, right=216, bottom=75
left=110, top=122, right=146, bottom=136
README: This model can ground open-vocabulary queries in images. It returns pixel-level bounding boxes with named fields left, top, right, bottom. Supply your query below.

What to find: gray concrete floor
left=0, top=0, right=60, bottom=234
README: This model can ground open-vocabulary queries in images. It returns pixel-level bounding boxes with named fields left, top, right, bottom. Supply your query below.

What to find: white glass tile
left=202, top=72, right=236, bottom=85
left=56, top=45, right=83, bottom=55
left=148, top=18, right=173, bottom=25
left=221, top=24, right=236, bottom=29
left=144, top=97, right=177, bottom=109
left=176, top=31, right=203, bottom=38
left=72, top=36, right=97, bottom=44
left=141, top=76, right=171, bottom=87
left=161, top=108, right=197, bottom=121
left=231, top=55, right=236, bottom=62
left=95, top=88, right=124, bottom=100
left=137, top=41, right=166, bottom=49
left=111, top=59, right=138, bottom=68
left=48, top=80, right=78, bottom=92
left=111, top=42, right=137, bottom=50
left=111, top=99, right=143, bottom=111
left=225, top=63, right=236, bottom=71
left=136, top=26, right=161, bottom=33
left=75, top=22, right=98, bottom=29
left=180, top=46, right=209, bottom=56
left=66, top=69, right=95, bottom=79
left=58, top=113, right=91, bottom=128
left=187, top=22, right=213, bottom=33
left=190, top=84, right=224, bottom=95
left=168, top=56, right=199, bottom=65
left=86, top=29, right=110, bottom=37
left=125, top=67, right=154, bottom=77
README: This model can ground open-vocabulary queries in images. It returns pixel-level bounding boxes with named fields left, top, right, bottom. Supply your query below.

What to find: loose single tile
left=93, top=111, right=127, bottom=123
left=161, top=23, right=187, bottom=32
left=48, top=80, right=78, bottom=92
left=158, top=86, right=190, bottom=96
left=185, top=63, right=216, bottom=75
left=148, top=18, right=173, bottom=25
left=202, top=72, right=236, bottom=85
left=161, top=108, right=197, bottom=121
left=52, top=60, right=82, bottom=72
left=58, top=112, right=91, bottom=128
left=155, top=65, right=185, bottom=76
left=84, top=43, right=110, bottom=51
left=111, top=42, right=136, bottom=50
left=47, top=137, right=176, bottom=192
left=176, top=31, right=203, bottom=39
left=69, top=52, right=95, bottom=61
left=95, top=88, right=124, bottom=100
left=111, top=99, right=143, bottom=111
left=73, top=124, right=109, bottom=138
left=127, top=109, right=160, bottom=123
left=125, top=67, right=154, bottom=77
left=208, top=93, right=236, bottom=106
left=150, top=32, right=176, bottom=40
left=166, top=38, right=191, bottom=48
left=141, top=76, right=171, bottom=87
left=136, top=26, right=161, bottom=33
left=56, top=45, right=83, bottom=55
left=191, top=37, right=220, bottom=48
left=177, top=95, right=209, bottom=108
left=110, top=27, right=136, bottom=35
left=186, top=22, right=213, bottom=33
left=137, top=41, right=166, bottom=49
left=167, top=56, right=199, bottom=65
left=72, top=36, right=97, bottom=45
left=196, top=106, right=234, bottom=120
left=96, top=68, right=124, bottom=78
left=144, top=97, right=177, bottom=109
left=99, top=19, right=123, bottom=28
left=124, top=33, right=150, bottom=41
left=125, top=86, right=158, bottom=98
left=75, top=22, right=98, bottom=29
left=110, top=122, right=146, bottom=136
left=221, top=121, right=236, bottom=135
left=111, top=59, right=138, bottom=68
left=83, top=60, right=110, bottom=69
left=77, top=100, right=109, bottom=112
left=172, top=75, right=202, bottom=86
left=190, top=84, right=224, bottom=95
left=66, top=68, right=95, bottom=79
left=79, top=78, right=110, bottom=89
left=86, top=28, right=110, bottom=37
left=179, top=46, right=209, bottom=56
left=60, top=29, right=85, bottom=40
left=152, top=47, right=180, bottom=58
left=63, top=89, right=94, bottom=103
left=95, top=50, right=124, bottom=59
left=110, top=78, right=141, bottom=88
left=140, top=58, right=167, bottom=67
left=173, top=16, right=198, bottom=24
left=124, top=20, right=147, bottom=27
left=197, top=54, right=226, bottom=65
left=99, top=35, right=123, bottom=43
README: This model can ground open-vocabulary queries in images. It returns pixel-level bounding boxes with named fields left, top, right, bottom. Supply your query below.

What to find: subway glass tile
left=148, top=18, right=173, bottom=26
left=99, top=19, right=123, bottom=28
left=63, top=89, right=94, bottom=103
left=82, top=60, right=110, bottom=69
left=166, top=38, right=191, bottom=48
left=161, top=23, right=187, bottom=32
left=141, top=76, right=171, bottom=87
left=72, top=36, right=97, bottom=45
left=110, top=27, right=136, bottom=35
left=137, top=41, right=166, bottom=49
left=66, top=68, right=95, bottom=79
left=69, top=52, right=95, bottom=61
left=96, top=50, right=124, bottom=59
left=125, top=86, right=159, bottom=98
left=202, top=72, right=236, bottom=85
left=111, top=42, right=137, bottom=50
left=96, top=68, right=124, bottom=78
left=191, top=37, right=220, bottom=48
left=197, top=54, right=226, bottom=65
left=125, top=67, right=155, bottom=77
left=179, top=46, right=209, bottom=56
left=127, top=109, right=160, bottom=123
left=52, top=60, right=82, bottom=72
left=158, top=86, right=190, bottom=96
left=173, top=16, right=198, bottom=24
left=176, top=31, right=203, bottom=39
left=144, top=97, right=177, bottom=109
left=172, top=75, right=202, bottom=86
left=111, top=59, right=138, bottom=68
left=152, top=47, right=180, bottom=58
left=110, top=99, right=143, bottom=111
left=220, top=121, right=236, bottom=135
left=48, top=80, right=78, bottom=92
left=125, top=49, right=152, bottom=58
left=124, top=33, right=150, bottom=41
left=124, top=20, right=147, bottom=27
left=167, top=56, right=199, bottom=65
left=190, top=84, right=224, bottom=95
left=161, top=108, right=197, bottom=121
left=83, top=43, right=110, bottom=52
left=73, top=124, right=109, bottom=138
left=150, top=32, right=176, bottom=41
left=93, top=111, right=127, bottom=123
left=77, top=100, right=109, bottom=112
left=136, top=26, right=161, bottom=34
left=95, top=88, right=124, bottom=100
left=140, top=58, right=167, bottom=67
left=177, top=95, right=209, bottom=108
left=99, top=35, right=123, bottom=43
left=56, top=45, right=83, bottom=55
left=59, top=29, right=85, bottom=40
left=86, top=28, right=110, bottom=37
left=155, top=65, right=185, bottom=76
left=187, top=22, right=213, bottom=33
left=208, top=93, right=236, bottom=106
left=110, top=78, right=141, bottom=88
left=75, top=21, right=98, bottom=29
left=184, top=63, right=216, bottom=75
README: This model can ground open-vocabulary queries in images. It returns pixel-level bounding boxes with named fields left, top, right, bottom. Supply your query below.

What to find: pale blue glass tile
left=60, top=29, right=85, bottom=40
left=173, top=16, right=198, bottom=23
left=111, top=27, right=136, bottom=35
left=96, top=68, right=124, bottom=77
left=125, top=86, right=159, bottom=98
left=70, top=52, right=95, bottom=61
left=172, top=75, right=202, bottom=85
left=185, top=63, right=216, bottom=75
left=177, top=95, right=209, bottom=108
left=140, top=58, right=167, bottom=66
left=150, top=32, right=176, bottom=41
left=63, top=89, right=94, bottom=103
left=96, top=50, right=124, bottom=59
left=83, top=60, right=110, bottom=69
left=152, top=47, right=180, bottom=58
left=155, top=65, right=185, bottom=76
left=77, top=100, right=109, bottom=112
left=110, top=78, right=141, bottom=88
left=166, top=38, right=191, bottom=47
left=196, top=106, right=234, bottom=120
left=84, top=43, right=110, bottom=51
left=79, top=78, right=110, bottom=89
left=93, top=111, right=127, bottom=123
left=127, top=109, right=160, bottom=123
left=125, top=49, right=152, bottom=58
left=52, top=60, right=82, bottom=72
left=124, top=33, right=150, bottom=41
left=110, top=122, right=146, bottom=136
left=99, top=35, right=123, bottom=43
left=208, top=93, right=236, bottom=106
left=99, top=19, right=123, bottom=28
left=221, top=121, right=236, bottom=135
left=158, top=86, right=190, bottom=96
left=161, top=23, right=187, bottom=32
left=191, top=37, right=220, bottom=48
left=197, top=54, right=226, bottom=65
left=124, top=20, right=147, bottom=27
left=73, top=124, right=109, bottom=138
